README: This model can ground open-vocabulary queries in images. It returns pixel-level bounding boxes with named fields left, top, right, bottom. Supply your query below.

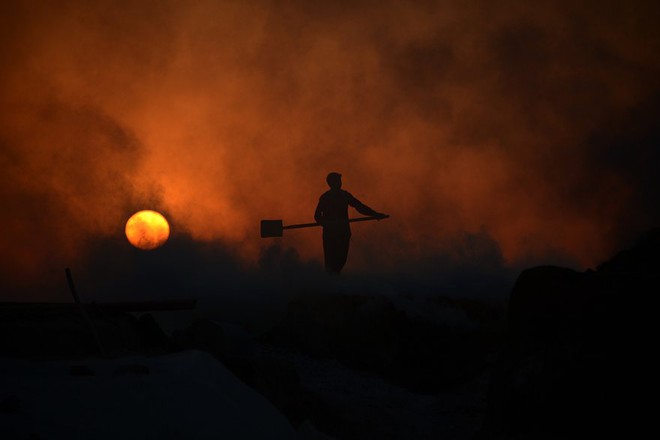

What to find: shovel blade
left=261, top=220, right=284, bottom=238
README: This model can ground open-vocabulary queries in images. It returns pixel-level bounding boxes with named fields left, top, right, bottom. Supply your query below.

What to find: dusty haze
left=2, top=0, right=660, bottom=295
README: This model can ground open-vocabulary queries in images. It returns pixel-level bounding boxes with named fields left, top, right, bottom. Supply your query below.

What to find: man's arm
left=347, top=193, right=387, bottom=218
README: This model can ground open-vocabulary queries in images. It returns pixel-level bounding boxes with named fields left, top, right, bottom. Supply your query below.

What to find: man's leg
left=322, top=233, right=335, bottom=274
left=323, top=230, right=350, bottom=274
left=335, top=233, right=350, bottom=273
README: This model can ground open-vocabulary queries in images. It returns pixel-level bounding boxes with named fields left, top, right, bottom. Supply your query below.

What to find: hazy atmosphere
left=2, top=2, right=657, bottom=439
left=2, top=0, right=660, bottom=301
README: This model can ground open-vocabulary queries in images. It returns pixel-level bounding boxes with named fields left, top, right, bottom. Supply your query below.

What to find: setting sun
left=125, top=210, right=170, bottom=250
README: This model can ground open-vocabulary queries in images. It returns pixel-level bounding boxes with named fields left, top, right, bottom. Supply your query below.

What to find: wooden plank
left=0, top=299, right=197, bottom=312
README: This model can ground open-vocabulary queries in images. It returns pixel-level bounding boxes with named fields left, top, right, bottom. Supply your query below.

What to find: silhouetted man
left=314, top=172, right=387, bottom=274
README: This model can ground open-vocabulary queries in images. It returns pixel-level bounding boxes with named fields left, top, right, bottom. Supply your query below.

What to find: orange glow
left=125, top=210, right=170, bottom=250
left=1, top=0, right=659, bottom=286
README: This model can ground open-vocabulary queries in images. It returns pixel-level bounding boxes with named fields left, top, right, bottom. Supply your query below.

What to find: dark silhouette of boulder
left=113, top=363, right=150, bottom=375
left=477, top=230, right=656, bottom=439
left=172, top=319, right=313, bottom=427
left=261, top=293, right=502, bottom=393
left=0, top=395, right=20, bottom=413
left=0, top=351, right=297, bottom=439
left=135, top=313, right=170, bottom=353
left=68, top=365, right=95, bottom=376
left=0, top=305, right=170, bottom=358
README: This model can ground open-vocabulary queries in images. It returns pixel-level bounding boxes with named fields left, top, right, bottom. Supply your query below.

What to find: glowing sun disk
left=125, top=210, right=170, bottom=250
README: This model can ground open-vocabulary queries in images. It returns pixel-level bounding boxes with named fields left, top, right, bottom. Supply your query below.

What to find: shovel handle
left=283, top=222, right=319, bottom=230
left=347, top=215, right=389, bottom=224
left=284, top=215, right=389, bottom=230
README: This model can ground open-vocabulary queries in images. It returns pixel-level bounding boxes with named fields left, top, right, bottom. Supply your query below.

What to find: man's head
left=326, top=172, right=342, bottom=189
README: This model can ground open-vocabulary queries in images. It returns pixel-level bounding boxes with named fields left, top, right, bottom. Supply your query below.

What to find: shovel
left=261, top=215, right=389, bottom=238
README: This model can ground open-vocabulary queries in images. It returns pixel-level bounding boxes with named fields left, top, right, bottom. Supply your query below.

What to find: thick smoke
left=2, top=0, right=660, bottom=298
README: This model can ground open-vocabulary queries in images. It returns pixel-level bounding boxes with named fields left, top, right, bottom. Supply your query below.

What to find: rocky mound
left=0, top=304, right=169, bottom=358
left=260, top=293, right=504, bottom=394
left=476, top=229, right=658, bottom=439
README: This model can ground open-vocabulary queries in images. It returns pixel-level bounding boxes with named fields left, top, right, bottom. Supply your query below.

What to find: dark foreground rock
left=476, top=229, right=658, bottom=439
left=260, top=293, right=504, bottom=394
left=0, top=351, right=297, bottom=439
left=172, top=319, right=315, bottom=428
left=0, top=304, right=170, bottom=358
left=172, top=295, right=504, bottom=440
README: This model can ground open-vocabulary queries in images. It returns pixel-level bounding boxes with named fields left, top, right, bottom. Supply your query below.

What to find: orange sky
left=2, top=0, right=660, bottom=292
